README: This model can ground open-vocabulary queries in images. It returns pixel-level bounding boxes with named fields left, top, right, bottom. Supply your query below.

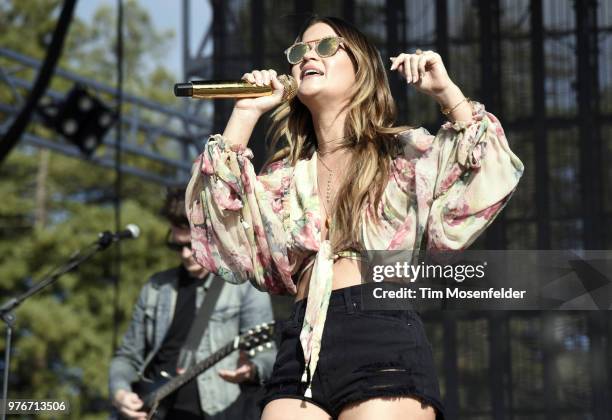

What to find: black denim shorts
left=261, top=284, right=444, bottom=419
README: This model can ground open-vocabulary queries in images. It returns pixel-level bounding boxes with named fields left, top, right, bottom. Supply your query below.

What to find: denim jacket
left=109, top=267, right=276, bottom=418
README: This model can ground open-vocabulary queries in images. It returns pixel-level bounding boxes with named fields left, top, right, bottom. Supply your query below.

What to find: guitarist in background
left=109, top=187, right=276, bottom=420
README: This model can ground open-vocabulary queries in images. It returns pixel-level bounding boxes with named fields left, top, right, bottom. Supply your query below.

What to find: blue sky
left=76, top=0, right=210, bottom=79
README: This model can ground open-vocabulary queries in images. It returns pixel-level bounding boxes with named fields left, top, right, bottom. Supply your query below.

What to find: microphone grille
left=126, top=224, right=141, bottom=239
left=278, top=75, right=298, bottom=102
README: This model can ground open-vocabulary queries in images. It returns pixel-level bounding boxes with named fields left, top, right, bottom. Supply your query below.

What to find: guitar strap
left=176, top=273, right=224, bottom=371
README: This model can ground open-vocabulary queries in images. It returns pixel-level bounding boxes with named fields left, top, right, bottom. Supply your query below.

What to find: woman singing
left=186, top=16, right=523, bottom=420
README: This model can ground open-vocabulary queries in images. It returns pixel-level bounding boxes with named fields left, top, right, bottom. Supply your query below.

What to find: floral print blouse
left=186, top=101, right=524, bottom=395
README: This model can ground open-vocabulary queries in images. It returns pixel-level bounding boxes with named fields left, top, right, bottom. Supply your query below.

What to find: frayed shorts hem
left=260, top=387, right=444, bottom=420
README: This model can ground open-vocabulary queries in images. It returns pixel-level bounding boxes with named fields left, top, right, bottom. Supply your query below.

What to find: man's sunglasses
left=284, top=36, right=345, bottom=65
left=166, top=230, right=192, bottom=252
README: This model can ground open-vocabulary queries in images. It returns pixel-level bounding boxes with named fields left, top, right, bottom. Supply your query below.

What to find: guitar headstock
left=237, top=321, right=276, bottom=356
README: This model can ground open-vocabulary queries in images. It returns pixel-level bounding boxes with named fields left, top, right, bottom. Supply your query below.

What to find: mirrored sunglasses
left=284, top=36, right=345, bottom=65
left=165, top=230, right=192, bottom=251
left=166, top=241, right=192, bottom=252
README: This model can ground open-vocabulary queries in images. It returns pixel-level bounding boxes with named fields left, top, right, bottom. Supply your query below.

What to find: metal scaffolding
left=181, top=1, right=612, bottom=419
left=0, top=47, right=209, bottom=185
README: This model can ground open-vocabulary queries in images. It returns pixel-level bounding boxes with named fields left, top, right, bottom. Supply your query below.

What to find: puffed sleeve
left=397, top=102, right=524, bottom=250
left=185, top=134, right=296, bottom=295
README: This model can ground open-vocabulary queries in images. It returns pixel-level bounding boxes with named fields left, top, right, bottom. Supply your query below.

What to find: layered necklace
left=318, top=154, right=334, bottom=213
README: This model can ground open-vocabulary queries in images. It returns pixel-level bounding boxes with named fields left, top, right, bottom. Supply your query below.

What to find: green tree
left=0, top=1, right=182, bottom=418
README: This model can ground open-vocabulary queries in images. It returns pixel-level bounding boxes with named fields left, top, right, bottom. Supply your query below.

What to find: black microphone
left=113, top=224, right=141, bottom=240
left=98, top=224, right=140, bottom=248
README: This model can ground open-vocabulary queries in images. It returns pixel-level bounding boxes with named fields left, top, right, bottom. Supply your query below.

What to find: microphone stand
left=0, top=231, right=118, bottom=420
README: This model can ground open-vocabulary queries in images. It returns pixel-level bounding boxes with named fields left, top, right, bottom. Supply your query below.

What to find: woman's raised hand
left=389, top=50, right=453, bottom=97
left=234, top=69, right=286, bottom=116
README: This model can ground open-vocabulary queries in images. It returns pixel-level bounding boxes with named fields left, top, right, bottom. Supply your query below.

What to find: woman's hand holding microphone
left=234, top=69, right=288, bottom=115
left=223, top=69, right=292, bottom=147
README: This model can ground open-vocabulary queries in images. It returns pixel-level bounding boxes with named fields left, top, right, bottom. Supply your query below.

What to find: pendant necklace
left=317, top=152, right=334, bottom=230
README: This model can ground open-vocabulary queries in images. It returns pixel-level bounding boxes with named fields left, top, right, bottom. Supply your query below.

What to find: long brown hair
left=266, top=16, right=409, bottom=252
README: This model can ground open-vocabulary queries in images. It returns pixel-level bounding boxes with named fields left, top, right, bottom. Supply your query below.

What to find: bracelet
left=440, top=96, right=470, bottom=116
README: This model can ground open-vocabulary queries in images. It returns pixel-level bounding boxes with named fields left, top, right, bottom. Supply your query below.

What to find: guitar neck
left=153, top=341, right=236, bottom=402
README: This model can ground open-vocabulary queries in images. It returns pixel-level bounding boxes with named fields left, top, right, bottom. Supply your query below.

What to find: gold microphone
left=174, top=74, right=297, bottom=102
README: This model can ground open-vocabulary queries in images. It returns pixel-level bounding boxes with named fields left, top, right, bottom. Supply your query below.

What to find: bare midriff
left=295, top=181, right=364, bottom=300
left=295, top=257, right=363, bottom=301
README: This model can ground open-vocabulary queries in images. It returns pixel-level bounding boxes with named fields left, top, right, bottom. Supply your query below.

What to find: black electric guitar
left=131, top=322, right=275, bottom=420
